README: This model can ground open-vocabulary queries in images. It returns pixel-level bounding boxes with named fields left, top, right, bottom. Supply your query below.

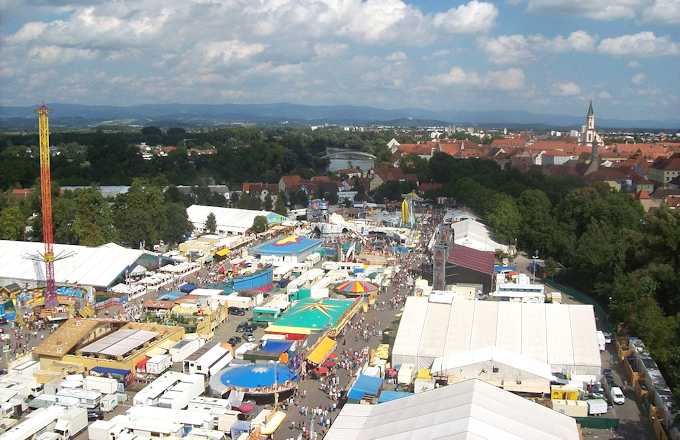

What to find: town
left=0, top=101, right=678, bottom=440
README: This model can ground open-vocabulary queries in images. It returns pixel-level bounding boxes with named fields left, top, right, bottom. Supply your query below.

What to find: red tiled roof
left=373, top=167, right=417, bottom=182
left=280, top=175, right=303, bottom=188
left=447, top=244, right=495, bottom=275
left=636, top=190, right=651, bottom=200
left=311, top=176, right=332, bottom=183
left=10, top=188, right=33, bottom=199
left=491, top=138, right=526, bottom=148
left=612, top=143, right=670, bottom=160
left=397, top=143, right=436, bottom=156
left=437, top=141, right=463, bottom=156
left=242, top=182, right=278, bottom=193
left=419, top=182, right=443, bottom=193
left=652, top=153, right=680, bottom=171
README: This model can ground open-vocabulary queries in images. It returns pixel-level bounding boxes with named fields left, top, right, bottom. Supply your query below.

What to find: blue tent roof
left=260, top=340, right=294, bottom=354
left=347, top=374, right=383, bottom=401
left=158, top=291, right=185, bottom=300
left=251, top=235, right=322, bottom=256
left=218, top=363, right=297, bottom=389
left=179, top=283, right=196, bottom=293
left=91, top=366, right=130, bottom=377
left=378, top=390, right=413, bottom=403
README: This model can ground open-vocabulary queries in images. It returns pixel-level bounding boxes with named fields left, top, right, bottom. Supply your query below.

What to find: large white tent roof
left=325, top=379, right=580, bottom=440
left=186, top=205, right=280, bottom=234
left=392, top=297, right=600, bottom=374
left=0, top=240, right=147, bottom=289
left=452, top=218, right=509, bottom=253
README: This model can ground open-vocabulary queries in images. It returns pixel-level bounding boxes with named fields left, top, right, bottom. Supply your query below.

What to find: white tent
left=325, top=379, right=580, bottom=440
left=0, top=240, right=148, bottom=289
left=186, top=205, right=280, bottom=235
left=392, top=297, right=601, bottom=376
left=452, top=218, right=509, bottom=253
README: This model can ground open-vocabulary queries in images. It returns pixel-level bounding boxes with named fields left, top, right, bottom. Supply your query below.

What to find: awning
left=265, top=325, right=313, bottom=335
left=307, top=336, right=337, bottom=365
left=216, top=248, right=230, bottom=257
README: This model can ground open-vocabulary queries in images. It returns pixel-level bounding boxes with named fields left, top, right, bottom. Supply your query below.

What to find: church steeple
left=587, top=100, right=594, bottom=117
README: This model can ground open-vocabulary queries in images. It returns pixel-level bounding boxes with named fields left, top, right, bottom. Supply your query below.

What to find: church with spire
left=579, top=100, right=604, bottom=175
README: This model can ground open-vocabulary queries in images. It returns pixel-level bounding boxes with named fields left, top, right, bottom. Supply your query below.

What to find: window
left=492, top=366, right=499, bottom=373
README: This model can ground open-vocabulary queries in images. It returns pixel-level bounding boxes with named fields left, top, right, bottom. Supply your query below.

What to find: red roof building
left=278, top=175, right=304, bottom=193
left=447, top=244, right=495, bottom=275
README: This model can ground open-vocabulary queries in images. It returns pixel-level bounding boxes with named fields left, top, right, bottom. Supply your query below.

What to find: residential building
left=649, top=153, right=680, bottom=185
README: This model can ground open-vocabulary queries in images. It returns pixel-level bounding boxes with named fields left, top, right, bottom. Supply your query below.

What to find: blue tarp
left=347, top=374, right=383, bottom=401
left=494, top=265, right=517, bottom=273
left=158, top=291, right=185, bottom=301
left=179, top=283, right=196, bottom=293
left=378, top=390, right=413, bottom=403
left=261, top=340, right=294, bottom=354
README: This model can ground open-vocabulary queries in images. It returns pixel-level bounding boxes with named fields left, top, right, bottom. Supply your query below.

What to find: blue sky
left=0, top=0, right=678, bottom=120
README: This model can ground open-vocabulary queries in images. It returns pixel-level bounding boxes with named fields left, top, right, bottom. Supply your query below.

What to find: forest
left=0, top=126, right=395, bottom=189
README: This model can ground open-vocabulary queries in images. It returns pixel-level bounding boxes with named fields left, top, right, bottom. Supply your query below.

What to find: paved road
left=274, top=221, right=432, bottom=440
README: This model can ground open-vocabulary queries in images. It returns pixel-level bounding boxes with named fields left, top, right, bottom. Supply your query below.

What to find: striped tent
left=335, top=280, right=379, bottom=297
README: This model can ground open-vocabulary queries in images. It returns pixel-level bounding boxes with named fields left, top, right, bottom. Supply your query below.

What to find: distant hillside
left=0, top=102, right=677, bottom=130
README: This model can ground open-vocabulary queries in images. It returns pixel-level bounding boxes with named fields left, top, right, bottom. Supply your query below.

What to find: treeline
left=423, top=152, right=680, bottom=399
left=0, top=179, right=193, bottom=248
left=0, top=126, right=395, bottom=189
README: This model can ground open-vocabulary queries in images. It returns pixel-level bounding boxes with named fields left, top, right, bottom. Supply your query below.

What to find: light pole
left=531, top=250, right=539, bottom=283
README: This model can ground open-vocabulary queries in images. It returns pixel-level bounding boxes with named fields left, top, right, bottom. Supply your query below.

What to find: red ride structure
left=37, top=105, right=57, bottom=308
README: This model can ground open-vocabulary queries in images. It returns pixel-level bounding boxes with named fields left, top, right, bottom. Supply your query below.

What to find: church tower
left=581, top=100, right=602, bottom=175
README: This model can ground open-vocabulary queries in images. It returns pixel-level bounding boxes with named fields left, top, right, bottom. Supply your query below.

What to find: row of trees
left=0, top=126, right=396, bottom=190
left=420, top=152, right=680, bottom=400
left=0, top=179, right=194, bottom=248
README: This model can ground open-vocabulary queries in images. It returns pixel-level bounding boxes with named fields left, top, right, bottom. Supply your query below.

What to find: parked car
left=88, top=410, right=103, bottom=421
left=228, top=336, right=242, bottom=346
left=244, top=333, right=255, bottom=343
left=611, top=387, right=625, bottom=405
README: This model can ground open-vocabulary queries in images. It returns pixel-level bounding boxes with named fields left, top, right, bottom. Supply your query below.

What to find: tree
left=71, top=188, right=117, bottom=246
left=263, top=193, right=273, bottom=211
left=0, top=206, right=24, bottom=240
left=486, top=195, right=520, bottom=243
left=162, top=202, right=193, bottom=244
left=113, top=179, right=166, bottom=248
left=205, top=212, right=217, bottom=234
left=251, top=215, right=268, bottom=233
left=292, top=189, right=309, bottom=208
left=274, top=192, right=287, bottom=216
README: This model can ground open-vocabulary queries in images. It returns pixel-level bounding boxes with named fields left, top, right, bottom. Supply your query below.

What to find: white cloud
left=201, top=40, right=266, bottom=65
left=553, top=81, right=581, bottom=96
left=386, top=51, right=407, bottom=62
left=631, top=73, right=646, bottom=84
left=526, top=0, right=680, bottom=24
left=598, top=90, right=613, bottom=100
left=642, top=0, right=680, bottom=24
left=28, top=45, right=98, bottom=64
left=432, top=0, right=498, bottom=33
left=482, top=30, right=680, bottom=64
left=313, top=43, right=348, bottom=58
left=598, top=32, right=680, bottom=56
left=527, top=0, right=641, bottom=20
left=627, top=60, right=641, bottom=68
left=480, top=31, right=595, bottom=64
left=431, top=66, right=525, bottom=91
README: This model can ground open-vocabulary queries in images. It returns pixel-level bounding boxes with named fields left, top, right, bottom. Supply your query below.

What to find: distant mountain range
left=1, top=102, right=678, bottom=130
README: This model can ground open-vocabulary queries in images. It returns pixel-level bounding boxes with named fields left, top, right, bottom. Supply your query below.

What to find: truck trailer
left=2, top=406, right=87, bottom=440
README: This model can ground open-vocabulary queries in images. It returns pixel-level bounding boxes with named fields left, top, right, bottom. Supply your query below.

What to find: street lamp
left=531, top=250, right=539, bottom=283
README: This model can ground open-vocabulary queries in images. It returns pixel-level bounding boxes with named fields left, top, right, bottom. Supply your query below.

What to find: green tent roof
left=272, top=298, right=356, bottom=331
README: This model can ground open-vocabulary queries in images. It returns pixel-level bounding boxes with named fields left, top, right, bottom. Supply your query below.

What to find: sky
left=0, top=0, right=679, bottom=120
